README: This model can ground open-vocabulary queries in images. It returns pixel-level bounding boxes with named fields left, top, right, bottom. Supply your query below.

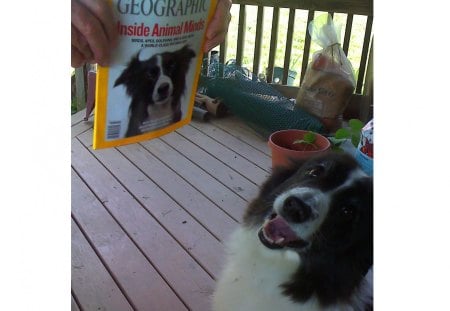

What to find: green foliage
left=293, top=131, right=317, bottom=147
left=329, top=119, right=364, bottom=149
left=71, top=98, right=78, bottom=115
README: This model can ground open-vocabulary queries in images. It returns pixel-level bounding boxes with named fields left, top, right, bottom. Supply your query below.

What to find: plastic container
left=354, top=119, right=373, bottom=175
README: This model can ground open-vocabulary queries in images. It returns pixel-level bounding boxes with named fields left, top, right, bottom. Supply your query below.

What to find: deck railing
left=217, top=0, right=373, bottom=121
left=217, top=0, right=372, bottom=92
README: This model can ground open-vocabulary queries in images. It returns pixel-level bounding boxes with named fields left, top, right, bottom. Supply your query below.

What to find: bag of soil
left=296, top=14, right=356, bottom=132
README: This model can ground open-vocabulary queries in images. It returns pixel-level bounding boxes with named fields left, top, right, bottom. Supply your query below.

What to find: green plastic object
left=199, top=61, right=325, bottom=137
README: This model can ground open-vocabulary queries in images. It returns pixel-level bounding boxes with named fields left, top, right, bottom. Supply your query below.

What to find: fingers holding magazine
left=71, top=0, right=118, bottom=67
left=204, top=0, right=232, bottom=52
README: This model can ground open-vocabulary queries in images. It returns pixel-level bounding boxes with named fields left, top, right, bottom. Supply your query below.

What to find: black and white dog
left=114, top=45, right=196, bottom=137
left=213, top=152, right=373, bottom=311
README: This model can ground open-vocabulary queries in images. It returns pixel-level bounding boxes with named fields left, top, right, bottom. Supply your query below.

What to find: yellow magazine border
left=93, top=0, right=218, bottom=149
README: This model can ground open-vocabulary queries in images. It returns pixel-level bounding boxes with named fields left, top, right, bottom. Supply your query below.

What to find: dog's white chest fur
left=213, top=228, right=369, bottom=311
left=137, top=102, right=173, bottom=133
left=213, top=228, right=317, bottom=311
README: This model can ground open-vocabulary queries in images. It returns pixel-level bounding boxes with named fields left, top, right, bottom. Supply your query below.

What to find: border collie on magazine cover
left=114, top=45, right=195, bottom=137
left=213, top=152, right=373, bottom=311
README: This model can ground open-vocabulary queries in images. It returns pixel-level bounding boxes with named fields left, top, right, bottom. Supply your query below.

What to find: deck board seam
left=209, top=119, right=271, bottom=156
left=71, top=109, right=89, bottom=126
left=71, top=212, right=139, bottom=311
left=72, top=125, right=92, bottom=137
left=156, top=136, right=252, bottom=204
left=138, top=140, right=242, bottom=224
left=188, top=122, right=271, bottom=173
left=71, top=288, right=84, bottom=311
left=73, top=137, right=218, bottom=280
left=175, top=129, right=261, bottom=187
left=71, top=119, right=83, bottom=127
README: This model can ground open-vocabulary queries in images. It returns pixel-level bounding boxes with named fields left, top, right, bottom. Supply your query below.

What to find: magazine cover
left=93, top=0, right=218, bottom=149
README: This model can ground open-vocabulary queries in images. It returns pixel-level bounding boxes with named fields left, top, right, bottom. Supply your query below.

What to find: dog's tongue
left=264, top=215, right=298, bottom=243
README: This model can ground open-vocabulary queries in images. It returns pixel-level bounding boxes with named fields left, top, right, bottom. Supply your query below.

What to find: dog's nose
left=282, top=196, right=312, bottom=223
left=158, top=83, right=170, bottom=96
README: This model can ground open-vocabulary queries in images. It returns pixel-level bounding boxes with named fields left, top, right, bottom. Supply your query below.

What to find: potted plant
left=268, top=129, right=331, bottom=169
left=267, top=119, right=366, bottom=169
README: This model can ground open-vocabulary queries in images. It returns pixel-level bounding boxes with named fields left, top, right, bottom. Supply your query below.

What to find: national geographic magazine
left=93, top=0, right=217, bottom=149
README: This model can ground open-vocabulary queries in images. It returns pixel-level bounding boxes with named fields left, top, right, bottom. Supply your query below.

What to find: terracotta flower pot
left=268, top=129, right=331, bottom=169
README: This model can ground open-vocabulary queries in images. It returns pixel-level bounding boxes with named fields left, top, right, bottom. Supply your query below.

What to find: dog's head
left=114, top=45, right=196, bottom=106
left=244, top=152, right=372, bottom=262
left=243, top=152, right=373, bottom=306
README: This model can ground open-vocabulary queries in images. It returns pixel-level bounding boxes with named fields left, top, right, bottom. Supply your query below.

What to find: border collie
left=213, top=152, right=373, bottom=311
left=114, top=45, right=196, bottom=137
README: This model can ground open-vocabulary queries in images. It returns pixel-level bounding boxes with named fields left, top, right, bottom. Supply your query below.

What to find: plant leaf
left=293, top=139, right=306, bottom=144
left=335, top=128, right=351, bottom=139
left=349, top=119, right=364, bottom=132
left=304, top=132, right=316, bottom=144
left=328, top=137, right=345, bottom=146
left=351, top=134, right=360, bottom=147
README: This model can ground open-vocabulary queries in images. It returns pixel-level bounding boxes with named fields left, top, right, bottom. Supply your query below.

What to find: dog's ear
left=178, top=45, right=196, bottom=62
left=114, top=66, right=130, bottom=87
left=113, top=55, right=140, bottom=87
left=259, top=165, right=300, bottom=196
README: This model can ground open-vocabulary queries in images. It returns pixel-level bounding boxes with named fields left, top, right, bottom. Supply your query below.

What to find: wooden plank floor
left=71, top=110, right=272, bottom=311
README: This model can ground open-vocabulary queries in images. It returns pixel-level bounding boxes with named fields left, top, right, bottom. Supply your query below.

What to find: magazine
left=93, top=0, right=218, bottom=149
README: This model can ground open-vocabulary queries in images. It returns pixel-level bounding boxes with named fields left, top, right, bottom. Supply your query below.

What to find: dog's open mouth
left=258, top=213, right=308, bottom=250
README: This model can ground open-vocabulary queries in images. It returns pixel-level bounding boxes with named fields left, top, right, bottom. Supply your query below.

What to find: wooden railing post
left=252, top=6, right=264, bottom=76
left=236, top=5, right=247, bottom=67
left=74, top=64, right=88, bottom=111
left=266, top=7, right=280, bottom=83
left=299, top=10, right=315, bottom=86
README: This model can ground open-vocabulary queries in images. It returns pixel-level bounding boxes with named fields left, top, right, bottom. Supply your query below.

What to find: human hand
left=204, top=0, right=232, bottom=52
left=71, top=0, right=118, bottom=68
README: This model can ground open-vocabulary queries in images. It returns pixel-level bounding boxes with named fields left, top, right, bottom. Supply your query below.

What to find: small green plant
left=290, top=119, right=364, bottom=152
left=293, top=131, right=318, bottom=150
left=329, top=119, right=364, bottom=150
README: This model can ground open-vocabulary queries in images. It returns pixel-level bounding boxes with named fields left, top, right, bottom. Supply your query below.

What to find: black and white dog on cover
left=213, top=152, right=373, bottom=311
left=114, top=45, right=195, bottom=137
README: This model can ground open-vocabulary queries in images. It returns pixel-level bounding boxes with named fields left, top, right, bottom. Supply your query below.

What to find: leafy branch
left=328, top=119, right=364, bottom=150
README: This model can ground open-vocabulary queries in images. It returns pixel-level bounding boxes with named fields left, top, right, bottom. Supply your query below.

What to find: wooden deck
left=71, top=110, right=272, bottom=311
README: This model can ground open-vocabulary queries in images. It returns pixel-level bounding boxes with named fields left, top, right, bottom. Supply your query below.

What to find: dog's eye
left=305, top=165, right=325, bottom=178
left=145, top=68, right=159, bottom=79
left=166, top=61, right=176, bottom=73
left=340, top=205, right=355, bottom=219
